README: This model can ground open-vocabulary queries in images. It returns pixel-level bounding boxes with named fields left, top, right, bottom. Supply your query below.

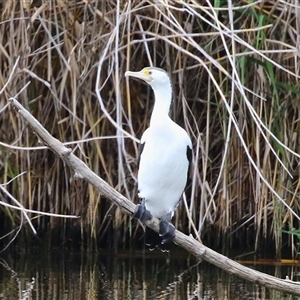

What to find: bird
left=125, top=67, right=192, bottom=251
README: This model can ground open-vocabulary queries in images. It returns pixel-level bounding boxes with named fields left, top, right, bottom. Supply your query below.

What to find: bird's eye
left=149, top=71, right=152, bottom=75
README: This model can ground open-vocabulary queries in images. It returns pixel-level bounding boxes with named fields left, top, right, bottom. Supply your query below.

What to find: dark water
left=0, top=248, right=298, bottom=300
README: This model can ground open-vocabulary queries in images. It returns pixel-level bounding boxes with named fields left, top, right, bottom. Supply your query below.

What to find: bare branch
left=9, top=98, right=300, bottom=296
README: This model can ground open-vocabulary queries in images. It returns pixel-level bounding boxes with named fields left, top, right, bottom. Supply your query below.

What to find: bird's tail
left=144, top=227, right=172, bottom=252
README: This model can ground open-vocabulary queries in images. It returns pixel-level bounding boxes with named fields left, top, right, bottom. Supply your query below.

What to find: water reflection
left=0, top=249, right=298, bottom=299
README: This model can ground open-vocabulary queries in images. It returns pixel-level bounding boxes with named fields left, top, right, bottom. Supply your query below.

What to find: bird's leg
left=133, top=198, right=152, bottom=221
left=159, top=212, right=175, bottom=244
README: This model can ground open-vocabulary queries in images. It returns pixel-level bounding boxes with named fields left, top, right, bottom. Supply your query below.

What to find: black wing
left=185, top=145, right=192, bottom=189
left=137, top=142, right=145, bottom=168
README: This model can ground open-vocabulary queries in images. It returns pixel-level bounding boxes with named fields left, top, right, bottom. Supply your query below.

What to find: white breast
left=138, top=119, right=191, bottom=219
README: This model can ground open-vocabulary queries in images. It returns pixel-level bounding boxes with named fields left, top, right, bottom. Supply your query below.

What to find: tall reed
left=0, top=1, right=299, bottom=256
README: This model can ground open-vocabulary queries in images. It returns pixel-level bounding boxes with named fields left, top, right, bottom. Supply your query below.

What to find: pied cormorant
left=125, top=67, right=192, bottom=250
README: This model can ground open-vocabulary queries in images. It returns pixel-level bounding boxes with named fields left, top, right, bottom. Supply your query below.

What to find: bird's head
left=125, top=67, right=171, bottom=90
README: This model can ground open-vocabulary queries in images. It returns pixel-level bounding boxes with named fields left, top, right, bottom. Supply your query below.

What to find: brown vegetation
left=0, top=1, right=300, bottom=256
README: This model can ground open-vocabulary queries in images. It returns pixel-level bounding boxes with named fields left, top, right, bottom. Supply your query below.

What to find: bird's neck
left=150, top=84, right=172, bottom=126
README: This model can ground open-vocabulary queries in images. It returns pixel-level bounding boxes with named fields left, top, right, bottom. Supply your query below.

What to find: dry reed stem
left=0, top=0, right=299, bottom=255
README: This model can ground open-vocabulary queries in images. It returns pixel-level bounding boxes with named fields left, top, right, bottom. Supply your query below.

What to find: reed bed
left=0, top=0, right=299, bottom=256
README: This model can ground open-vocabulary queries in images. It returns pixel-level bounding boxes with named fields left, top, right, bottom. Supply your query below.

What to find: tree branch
left=9, top=98, right=300, bottom=296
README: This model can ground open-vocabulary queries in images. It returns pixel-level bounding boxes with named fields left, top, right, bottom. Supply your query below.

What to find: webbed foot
left=133, top=203, right=152, bottom=221
left=159, top=220, right=175, bottom=244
